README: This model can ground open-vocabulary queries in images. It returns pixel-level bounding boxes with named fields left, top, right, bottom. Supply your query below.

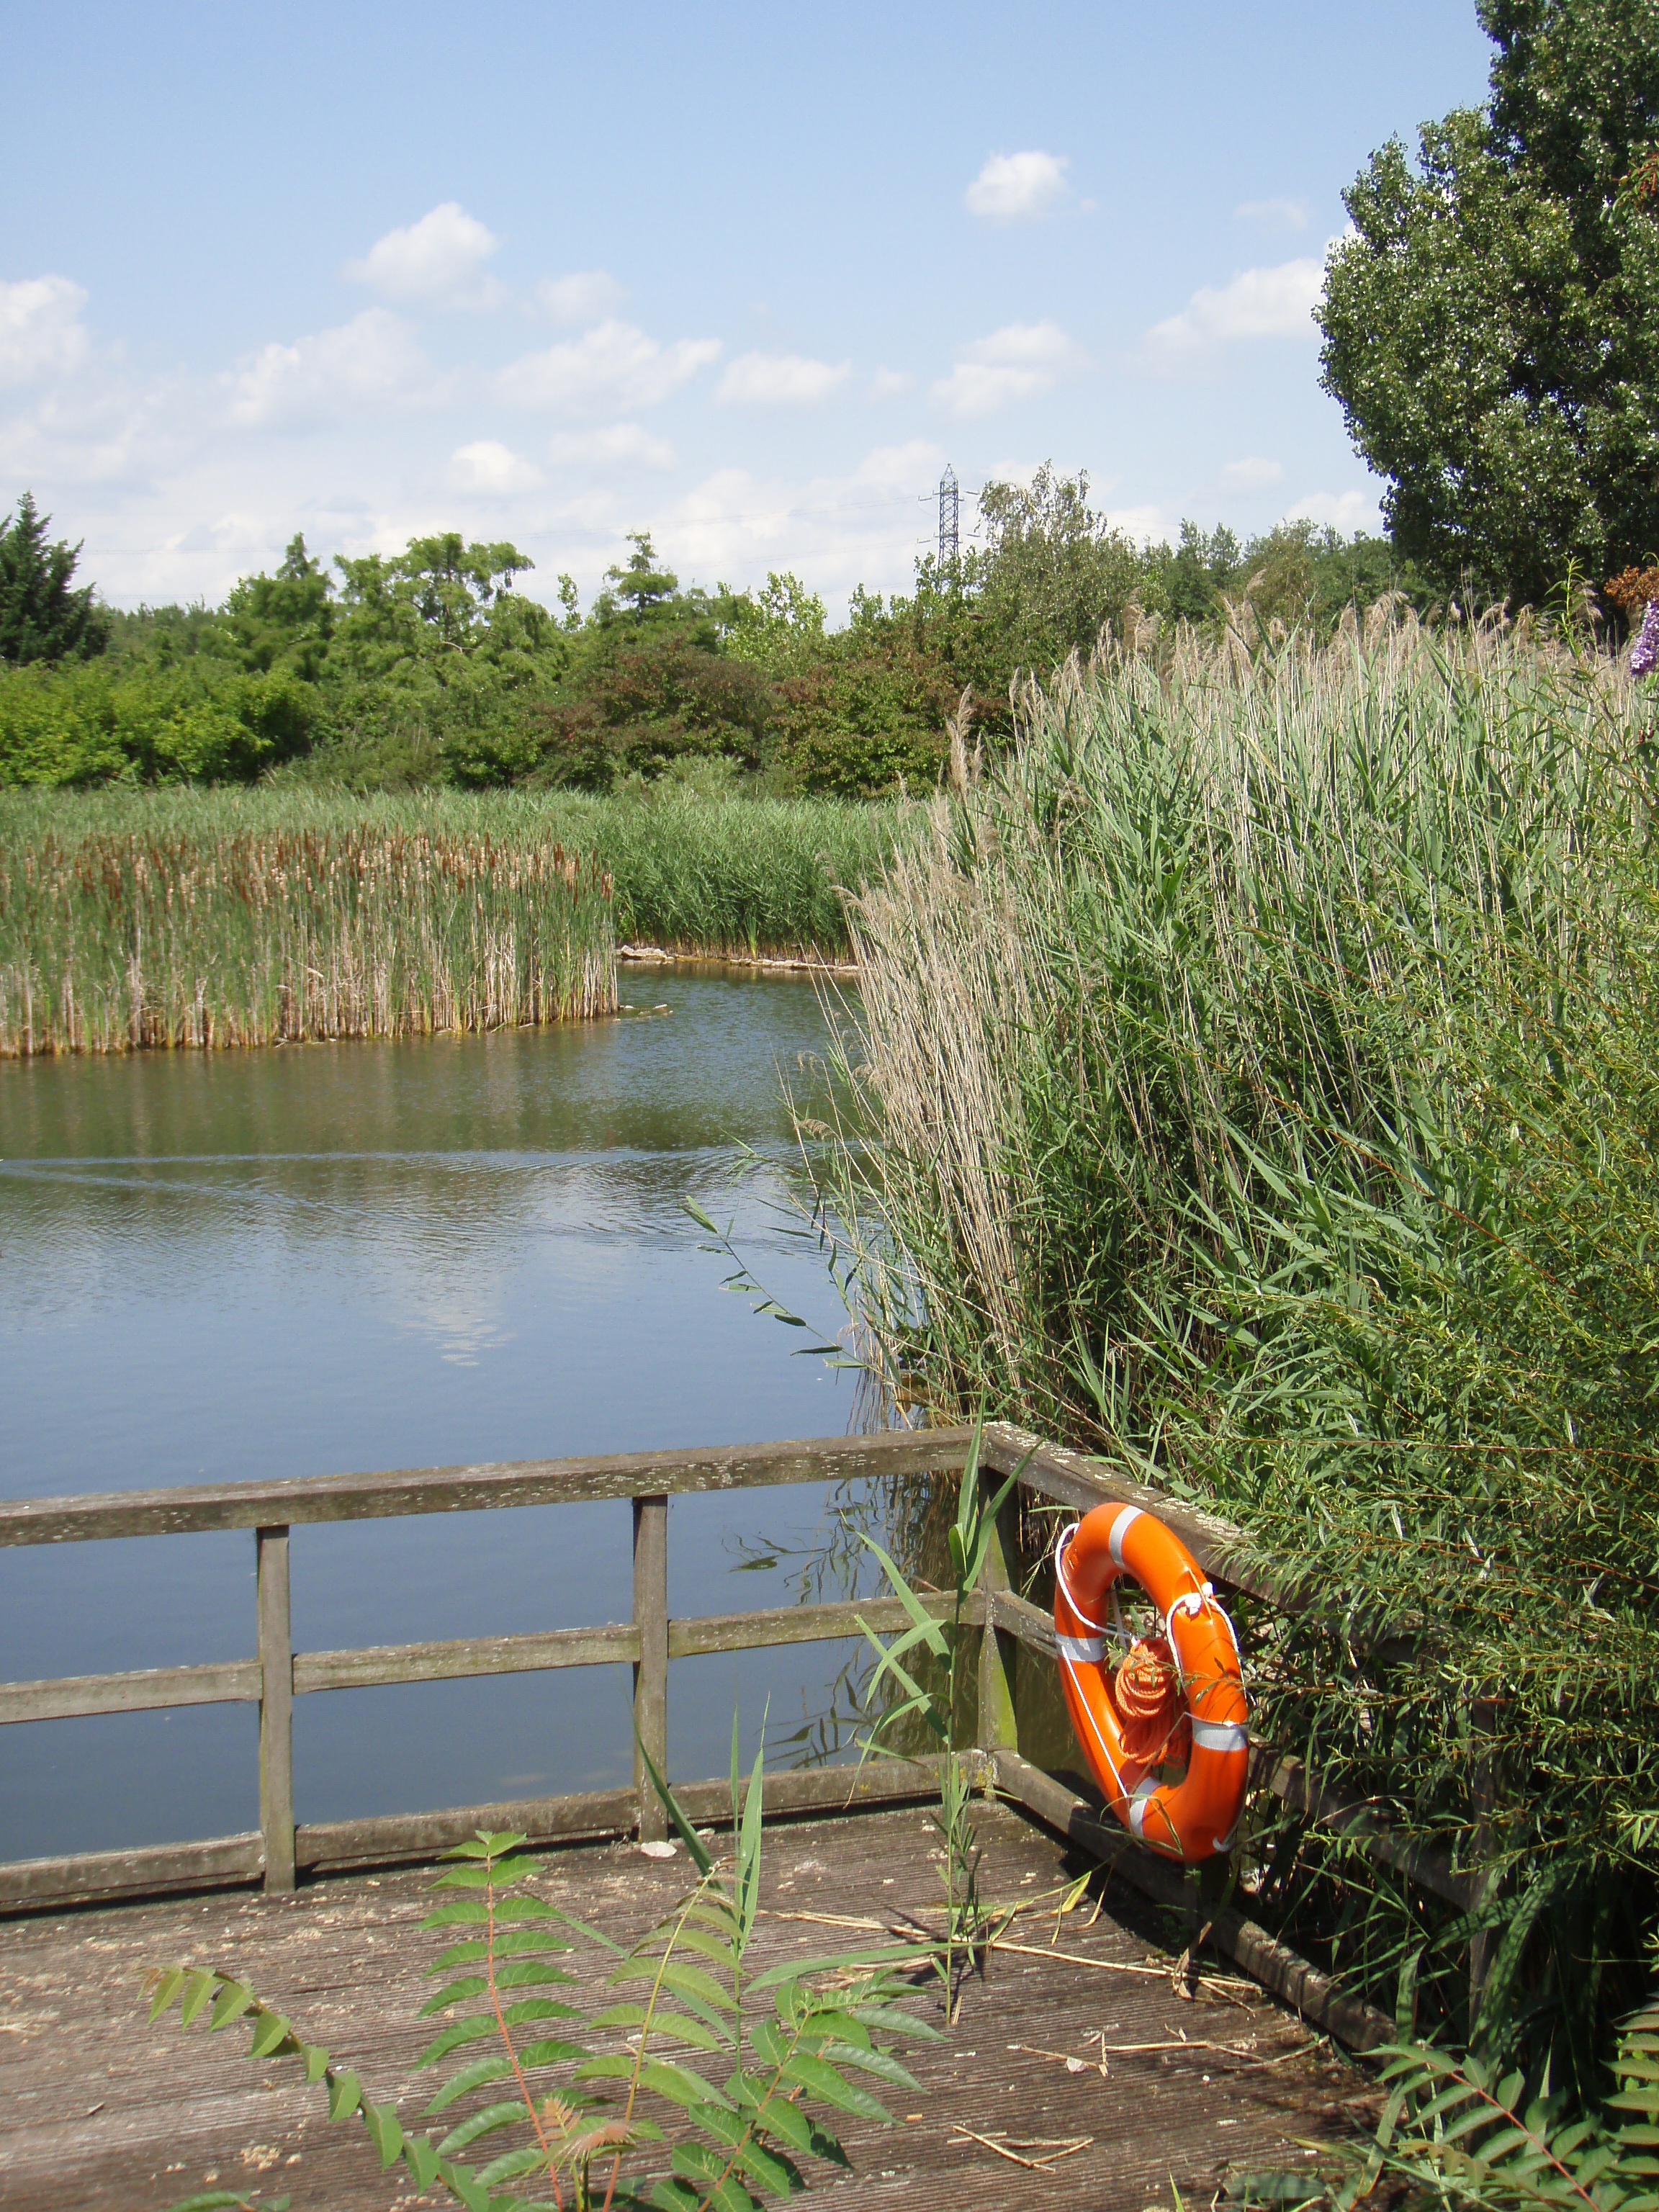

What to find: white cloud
left=1141, top=256, right=1325, bottom=373
left=547, top=422, right=677, bottom=472
left=931, top=321, right=1079, bottom=417
left=0, top=275, right=91, bottom=389
left=964, top=150, right=1069, bottom=223
left=343, top=202, right=503, bottom=311
left=537, top=271, right=628, bottom=326
left=869, top=367, right=915, bottom=398
left=498, top=320, right=720, bottom=413
left=449, top=439, right=541, bottom=493
left=1233, top=197, right=1310, bottom=230
left=1221, top=456, right=1284, bottom=492
left=851, top=438, right=945, bottom=488
left=1287, top=487, right=1381, bottom=534
left=1110, top=503, right=1179, bottom=547
left=716, top=352, right=851, bottom=407
left=228, top=309, right=441, bottom=428
left=639, top=447, right=940, bottom=603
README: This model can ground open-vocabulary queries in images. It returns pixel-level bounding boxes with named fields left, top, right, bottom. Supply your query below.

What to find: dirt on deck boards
left=0, top=1799, right=1368, bottom=2211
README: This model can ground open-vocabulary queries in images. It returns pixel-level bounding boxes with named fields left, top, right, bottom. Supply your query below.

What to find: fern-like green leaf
left=778, top=2050, right=890, bottom=2121
left=431, top=1930, right=575, bottom=1971
left=649, top=2177, right=703, bottom=2211
left=588, top=2002, right=727, bottom=2052
left=577, top=2053, right=734, bottom=2110
left=178, top=1968, right=216, bottom=2026
left=669, top=2142, right=761, bottom=2212
left=147, top=1967, right=186, bottom=2023
left=691, top=2101, right=801, bottom=2197
left=613, top=1955, right=738, bottom=2014
left=402, top=2135, right=443, bottom=2192
left=325, top=2067, right=361, bottom=2121
left=435, top=2098, right=528, bottom=2157
left=514, top=2035, right=589, bottom=2067
left=163, top=2195, right=291, bottom=2211
left=811, top=2039, right=919, bottom=2091
left=475, top=2141, right=556, bottom=2188
left=361, top=2095, right=404, bottom=2170
left=415, top=2011, right=502, bottom=2067
left=421, top=2049, right=516, bottom=2114
left=433, top=1854, right=544, bottom=1890
left=246, top=2006, right=297, bottom=2059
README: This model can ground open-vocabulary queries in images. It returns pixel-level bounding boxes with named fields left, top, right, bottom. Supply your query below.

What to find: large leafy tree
left=1318, top=0, right=1659, bottom=608
left=331, top=532, right=549, bottom=678
left=0, top=492, right=110, bottom=664
left=221, top=533, right=335, bottom=680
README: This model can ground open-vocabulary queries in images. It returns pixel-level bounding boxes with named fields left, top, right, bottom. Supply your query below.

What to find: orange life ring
left=1053, top=1502, right=1249, bottom=1863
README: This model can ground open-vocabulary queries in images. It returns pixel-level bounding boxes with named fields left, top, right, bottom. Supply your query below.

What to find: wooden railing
left=0, top=1422, right=1476, bottom=2051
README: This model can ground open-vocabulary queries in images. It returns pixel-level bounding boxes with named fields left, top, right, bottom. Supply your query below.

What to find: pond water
left=0, top=976, right=900, bottom=1863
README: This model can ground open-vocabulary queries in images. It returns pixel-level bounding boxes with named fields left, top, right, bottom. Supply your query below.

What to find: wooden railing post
left=977, top=1471, right=1021, bottom=1762
left=256, top=1526, right=295, bottom=1892
left=632, top=1496, right=670, bottom=1843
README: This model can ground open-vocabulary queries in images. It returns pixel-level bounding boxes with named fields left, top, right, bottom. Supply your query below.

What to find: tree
left=1317, top=0, right=1659, bottom=609
left=724, top=570, right=827, bottom=676
left=222, top=534, right=335, bottom=680
left=0, top=493, right=110, bottom=664
left=594, top=531, right=678, bottom=626
left=1156, top=522, right=1244, bottom=625
left=332, top=533, right=541, bottom=675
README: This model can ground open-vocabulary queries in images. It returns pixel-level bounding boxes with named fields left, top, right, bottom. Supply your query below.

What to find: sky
left=2, top=1, right=1496, bottom=620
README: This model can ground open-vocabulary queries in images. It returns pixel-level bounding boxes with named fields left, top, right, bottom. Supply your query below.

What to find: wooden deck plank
left=0, top=1800, right=1369, bottom=2211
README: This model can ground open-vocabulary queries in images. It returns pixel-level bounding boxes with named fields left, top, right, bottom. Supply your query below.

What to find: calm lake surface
left=0, top=976, right=896, bottom=1863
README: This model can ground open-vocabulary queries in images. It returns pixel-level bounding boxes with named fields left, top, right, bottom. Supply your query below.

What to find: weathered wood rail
left=0, top=1421, right=1466, bottom=2051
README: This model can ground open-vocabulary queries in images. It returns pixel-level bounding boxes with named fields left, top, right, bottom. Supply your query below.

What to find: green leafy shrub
left=1259, top=1999, right=1659, bottom=2212
left=145, top=1732, right=935, bottom=2212
left=0, top=660, right=326, bottom=785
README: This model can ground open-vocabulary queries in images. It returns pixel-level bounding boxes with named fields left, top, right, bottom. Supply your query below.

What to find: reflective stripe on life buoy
left=1053, top=1501, right=1248, bottom=1863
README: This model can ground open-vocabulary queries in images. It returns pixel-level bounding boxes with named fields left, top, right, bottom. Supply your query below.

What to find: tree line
left=3, top=0, right=1654, bottom=793
left=0, top=478, right=1426, bottom=792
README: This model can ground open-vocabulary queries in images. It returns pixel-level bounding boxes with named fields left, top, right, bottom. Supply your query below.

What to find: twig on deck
left=992, top=1937, right=1169, bottom=1974
left=948, top=2126, right=1094, bottom=2170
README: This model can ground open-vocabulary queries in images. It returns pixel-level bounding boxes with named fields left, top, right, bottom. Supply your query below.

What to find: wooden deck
left=0, top=1797, right=1370, bottom=2212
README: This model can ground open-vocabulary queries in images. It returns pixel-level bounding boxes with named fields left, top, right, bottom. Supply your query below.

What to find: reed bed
left=802, top=608, right=1659, bottom=2080
left=0, top=785, right=897, bottom=1054
left=0, top=809, right=616, bottom=1054
left=574, top=786, right=896, bottom=957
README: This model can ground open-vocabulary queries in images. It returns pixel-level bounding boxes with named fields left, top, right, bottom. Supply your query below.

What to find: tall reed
left=0, top=784, right=899, bottom=1054
left=801, top=609, right=1659, bottom=2082
left=0, top=809, right=615, bottom=1054
left=575, top=784, right=896, bottom=957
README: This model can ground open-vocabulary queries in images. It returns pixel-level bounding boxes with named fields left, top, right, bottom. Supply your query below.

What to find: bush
left=0, top=660, right=326, bottom=785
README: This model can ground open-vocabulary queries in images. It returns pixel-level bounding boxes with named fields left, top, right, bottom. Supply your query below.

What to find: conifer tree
left=0, top=493, right=110, bottom=664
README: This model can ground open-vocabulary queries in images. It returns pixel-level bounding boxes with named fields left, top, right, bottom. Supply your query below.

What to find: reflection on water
left=0, top=978, right=894, bottom=1861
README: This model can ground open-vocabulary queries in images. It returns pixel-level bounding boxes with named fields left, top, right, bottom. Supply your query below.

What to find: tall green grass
left=543, top=783, right=897, bottom=956
left=0, top=786, right=898, bottom=1054
left=802, top=608, right=1659, bottom=2087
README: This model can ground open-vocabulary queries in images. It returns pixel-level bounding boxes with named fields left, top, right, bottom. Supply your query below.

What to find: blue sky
left=3, top=1, right=1495, bottom=616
